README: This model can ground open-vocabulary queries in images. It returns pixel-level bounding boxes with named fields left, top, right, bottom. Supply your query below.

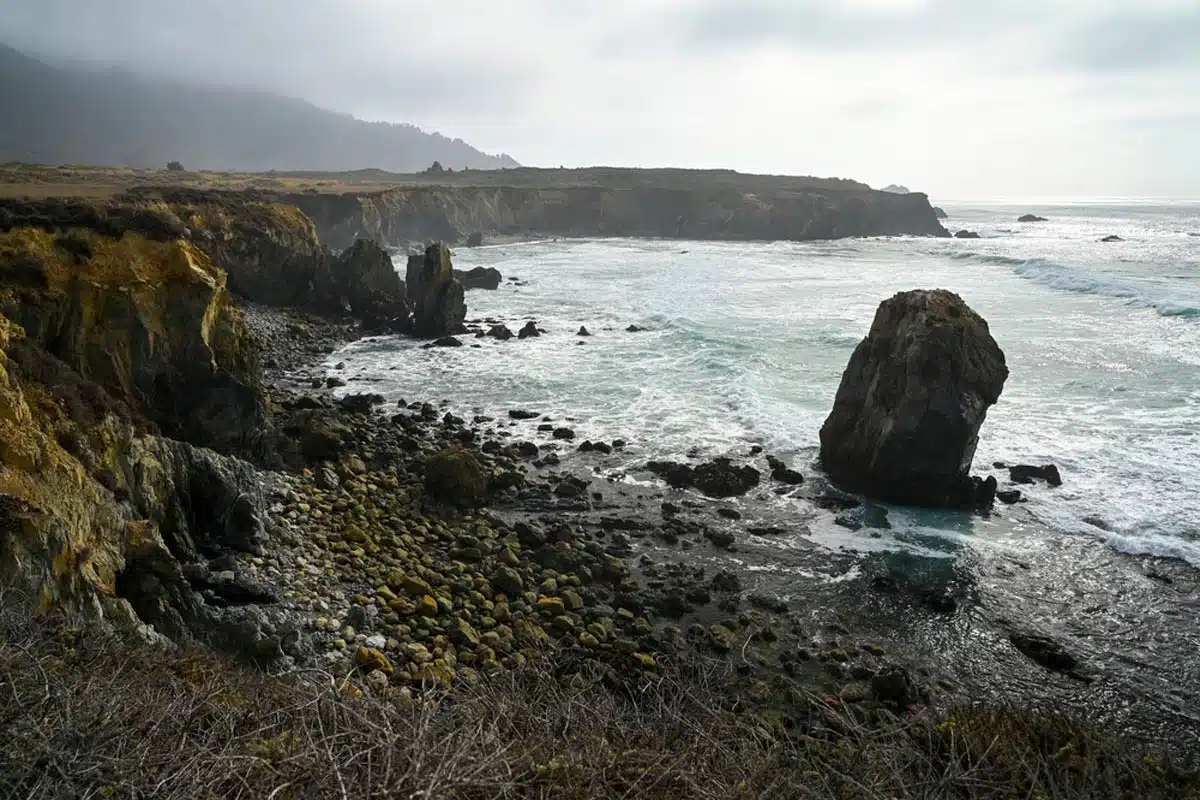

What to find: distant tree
left=425, top=161, right=445, bottom=174
left=166, top=160, right=184, bottom=171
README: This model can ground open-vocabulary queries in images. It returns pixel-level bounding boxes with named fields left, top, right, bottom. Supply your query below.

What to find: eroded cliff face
left=0, top=206, right=291, bottom=656
left=285, top=185, right=950, bottom=250
left=0, top=271, right=275, bottom=655
left=0, top=225, right=266, bottom=452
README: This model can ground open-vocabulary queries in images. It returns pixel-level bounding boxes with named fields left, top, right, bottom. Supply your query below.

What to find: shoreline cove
left=0, top=186, right=1197, bottom=795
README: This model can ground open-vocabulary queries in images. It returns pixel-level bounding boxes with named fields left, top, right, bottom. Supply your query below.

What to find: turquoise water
left=334, top=202, right=1200, bottom=568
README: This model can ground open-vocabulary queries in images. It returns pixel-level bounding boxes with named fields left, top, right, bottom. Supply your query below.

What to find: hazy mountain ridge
left=0, top=43, right=518, bottom=172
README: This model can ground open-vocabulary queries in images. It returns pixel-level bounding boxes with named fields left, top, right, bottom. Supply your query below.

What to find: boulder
left=932, top=206, right=948, bottom=220
left=1018, top=214, right=1048, bottom=222
left=818, top=289, right=1008, bottom=508
left=466, top=231, right=484, bottom=247
left=577, top=326, right=591, bottom=337
left=954, top=230, right=981, bottom=239
left=694, top=459, right=760, bottom=497
left=423, top=447, right=487, bottom=508
left=406, top=243, right=466, bottom=338
left=518, top=321, right=540, bottom=339
left=454, top=266, right=502, bottom=290
left=338, top=393, right=384, bottom=413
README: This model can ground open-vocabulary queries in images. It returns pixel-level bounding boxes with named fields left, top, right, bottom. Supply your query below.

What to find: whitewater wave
left=951, top=252, right=1199, bottom=318
left=1106, top=532, right=1200, bottom=568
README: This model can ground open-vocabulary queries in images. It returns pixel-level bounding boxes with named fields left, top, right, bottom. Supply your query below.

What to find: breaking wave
left=950, top=252, right=1199, bottom=318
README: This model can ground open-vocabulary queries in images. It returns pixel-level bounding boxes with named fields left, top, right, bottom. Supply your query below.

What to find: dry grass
left=0, top=599, right=1195, bottom=800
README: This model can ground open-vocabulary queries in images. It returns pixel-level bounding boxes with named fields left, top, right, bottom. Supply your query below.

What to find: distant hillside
left=0, top=43, right=518, bottom=172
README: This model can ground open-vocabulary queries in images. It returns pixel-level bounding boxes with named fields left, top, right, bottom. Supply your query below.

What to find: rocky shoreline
left=236, top=302, right=933, bottom=710
left=1, top=188, right=1196, bottom=795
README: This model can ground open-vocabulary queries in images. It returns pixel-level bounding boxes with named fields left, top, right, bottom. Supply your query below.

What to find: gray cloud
left=1054, top=6, right=1200, bottom=71
left=658, top=0, right=1049, bottom=54
left=0, top=0, right=1195, bottom=196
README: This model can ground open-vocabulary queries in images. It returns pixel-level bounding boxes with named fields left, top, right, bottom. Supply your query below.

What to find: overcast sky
left=1, top=0, right=1197, bottom=199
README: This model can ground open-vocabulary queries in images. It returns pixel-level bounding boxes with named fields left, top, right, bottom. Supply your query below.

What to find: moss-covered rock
left=423, top=447, right=486, bottom=508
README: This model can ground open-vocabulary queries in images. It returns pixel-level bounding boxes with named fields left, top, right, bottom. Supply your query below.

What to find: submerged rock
left=1018, top=214, right=1048, bottom=222
left=645, top=458, right=760, bottom=498
left=406, top=243, right=466, bottom=338
left=1008, top=631, right=1084, bottom=678
left=1099, top=235, right=1124, bottom=243
left=518, top=321, right=540, bottom=339
left=954, top=230, right=981, bottom=239
left=819, top=289, right=1008, bottom=509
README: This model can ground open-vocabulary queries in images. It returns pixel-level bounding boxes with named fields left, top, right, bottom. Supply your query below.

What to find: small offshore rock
left=487, top=324, right=514, bottom=341
left=455, top=266, right=502, bottom=290
left=1008, top=464, right=1062, bottom=487
left=771, top=466, right=804, bottom=485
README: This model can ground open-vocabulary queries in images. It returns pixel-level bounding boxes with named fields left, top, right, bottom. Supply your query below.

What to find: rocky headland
left=0, top=186, right=1194, bottom=797
left=270, top=168, right=949, bottom=250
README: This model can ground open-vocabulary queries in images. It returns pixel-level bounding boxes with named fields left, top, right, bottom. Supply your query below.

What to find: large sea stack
left=406, top=243, right=466, bottom=338
left=323, top=239, right=409, bottom=332
left=818, top=290, right=1008, bottom=509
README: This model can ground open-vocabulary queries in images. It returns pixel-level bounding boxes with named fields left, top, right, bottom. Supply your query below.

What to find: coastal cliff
left=0, top=189, right=471, bottom=650
left=0, top=212, right=275, bottom=650
left=283, top=183, right=949, bottom=250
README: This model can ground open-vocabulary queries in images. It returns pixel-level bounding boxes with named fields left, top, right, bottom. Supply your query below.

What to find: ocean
left=334, top=200, right=1200, bottom=570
